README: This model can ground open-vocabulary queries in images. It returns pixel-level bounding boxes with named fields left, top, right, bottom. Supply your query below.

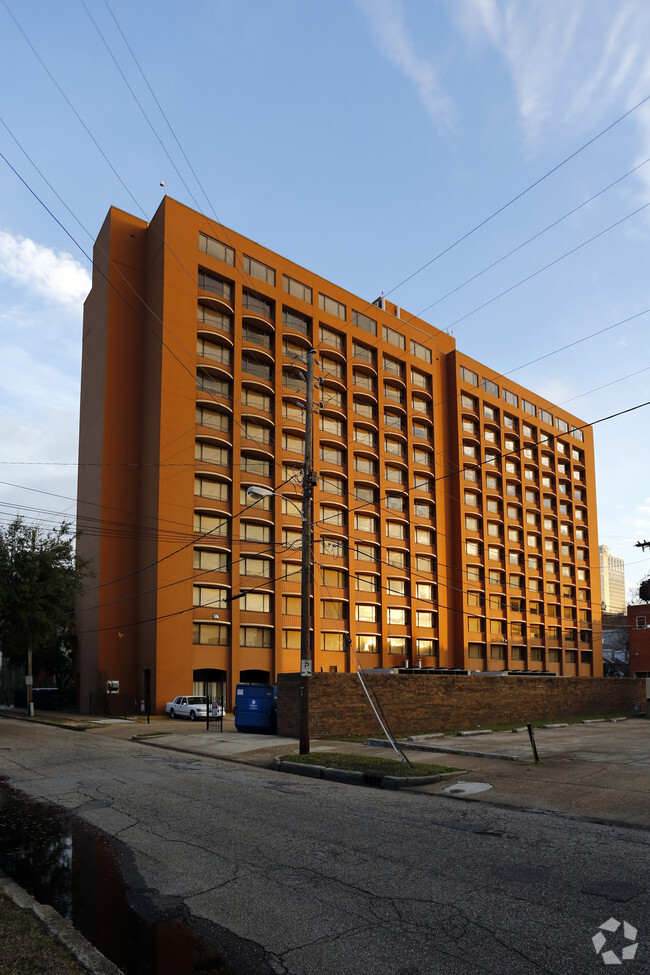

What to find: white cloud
left=458, top=0, right=650, bottom=166
left=0, top=230, right=91, bottom=306
left=355, top=0, right=451, bottom=126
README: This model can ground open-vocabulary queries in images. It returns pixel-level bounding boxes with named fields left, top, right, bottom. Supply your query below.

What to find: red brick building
left=628, top=603, right=650, bottom=677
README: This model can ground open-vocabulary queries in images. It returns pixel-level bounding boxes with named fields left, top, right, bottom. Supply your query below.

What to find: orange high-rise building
left=75, top=198, right=603, bottom=712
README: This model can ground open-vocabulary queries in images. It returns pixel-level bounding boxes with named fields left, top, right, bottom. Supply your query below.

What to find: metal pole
left=27, top=648, right=34, bottom=717
left=299, top=349, right=316, bottom=754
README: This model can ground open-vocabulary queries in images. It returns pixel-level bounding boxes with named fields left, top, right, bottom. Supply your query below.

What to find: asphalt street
left=0, top=718, right=647, bottom=975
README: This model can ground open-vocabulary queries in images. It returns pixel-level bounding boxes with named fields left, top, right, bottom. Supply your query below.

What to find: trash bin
left=234, top=684, right=277, bottom=734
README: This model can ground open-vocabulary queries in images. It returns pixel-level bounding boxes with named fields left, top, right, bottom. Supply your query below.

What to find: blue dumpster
left=234, top=684, right=277, bottom=734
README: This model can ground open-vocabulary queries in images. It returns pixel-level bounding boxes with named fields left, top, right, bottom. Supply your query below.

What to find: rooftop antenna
left=160, top=180, right=167, bottom=195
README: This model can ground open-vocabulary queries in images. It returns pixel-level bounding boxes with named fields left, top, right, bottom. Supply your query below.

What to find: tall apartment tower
left=599, top=545, right=626, bottom=614
left=75, top=198, right=603, bottom=712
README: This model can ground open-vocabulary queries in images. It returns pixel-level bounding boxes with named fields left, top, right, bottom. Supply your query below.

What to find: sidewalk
left=1, top=708, right=648, bottom=828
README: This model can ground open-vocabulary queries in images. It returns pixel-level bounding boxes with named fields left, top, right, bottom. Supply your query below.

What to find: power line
left=381, top=93, right=650, bottom=301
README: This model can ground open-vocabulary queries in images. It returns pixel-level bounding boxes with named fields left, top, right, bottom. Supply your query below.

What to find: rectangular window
left=352, top=310, right=377, bottom=335
left=321, top=537, right=346, bottom=557
left=355, top=543, right=378, bottom=562
left=319, top=324, right=343, bottom=350
left=193, top=623, right=229, bottom=645
left=357, top=634, right=377, bottom=653
left=482, top=378, right=499, bottom=397
left=241, top=592, right=271, bottom=613
left=322, top=567, right=346, bottom=588
left=321, top=631, right=344, bottom=652
left=460, top=366, right=478, bottom=385
left=416, top=610, right=434, bottom=628
left=387, top=578, right=407, bottom=596
left=242, top=557, right=271, bottom=578
left=194, top=512, right=229, bottom=537
left=321, top=445, right=344, bottom=465
left=355, top=513, right=378, bottom=533
left=320, top=415, right=344, bottom=437
left=282, top=629, right=301, bottom=649
left=194, top=477, right=230, bottom=501
left=195, top=442, right=230, bottom=471
left=321, top=600, right=345, bottom=619
left=198, top=269, right=233, bottom=301
left=193, top=549, right=229, bottom=572
left=282, top=595, right=301, bottom=615
left=240, top=455, right=271, bottom=477
left=282, top=307, right=311, bottom=335
left=240, top=626, right=272, bottom=648
left=243, top=254, right=275, bottom=285
left=354, top=484, right=376, bottom=503
left=410, top=339, right=432, bottom=362
left=283, top=275, right=312, bottom=304
left=319, top=293, right=346, bottom=319
left=193, top=586, right=228, bottom=608
left=321, top=505, right=345, bottom=527
left=415, top=555, right=433, bottom=573
left=198, top=232, right=235, bottom=265
left=387, top=549, right=407, bottom=569
left=196, top=372, right=231, bottom=398
left=383, top=354, right=404, bottom=377
left=382, top=323, right=406, bottom=349
left=320, top=474, right=345, bottom=496
left=354, top=455, right=376, bottom=475
left=417, top=638, right=436, bottom=655
left=387, top=607, right=408, bottom=625
left=240, top=522, right=271, bottom=543
left=353, top=340, right=375, bottom=364
left=283, top=431, right=304, bottom=454
left=355, top=573, right=378, bottom=592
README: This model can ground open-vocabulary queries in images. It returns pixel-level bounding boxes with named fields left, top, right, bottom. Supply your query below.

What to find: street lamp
left=246, top=348, right=316, bottom=754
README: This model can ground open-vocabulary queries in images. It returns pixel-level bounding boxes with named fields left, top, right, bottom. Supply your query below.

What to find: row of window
left=193, top=621, right=437, bottom=656
left=463, top=483, right=588, bottom=512
left=196, top=403, right=433, bottom=445
left=459, top=381, right=585, bottom=443
left=197, top=366, right=432, bottom=416
left=199, top=235, right=433, bottom=363
left=193, top=546, right=437, bottom=575
left=467, top=643, right=592, bottom=665
left=465, top=513, right=588, bottom=542
left=194, top=577, right=436, bottom=605
left=461, top=419, right=585, bottom=464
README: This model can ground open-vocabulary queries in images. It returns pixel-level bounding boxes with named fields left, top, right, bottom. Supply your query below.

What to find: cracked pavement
left=0, top=718, right=648, bottom=974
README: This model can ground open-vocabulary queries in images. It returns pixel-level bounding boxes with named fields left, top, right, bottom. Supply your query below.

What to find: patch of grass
left=0, top=893, right=87, bottom=975
left=281, top=751, right=459, bottom=778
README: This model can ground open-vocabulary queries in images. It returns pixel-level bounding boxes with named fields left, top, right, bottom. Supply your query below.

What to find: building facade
left=628, top=604, right=650, bottom=678
left=599, top=544, right=626, bottom=614
left=75, top=198, right=603, bottom=713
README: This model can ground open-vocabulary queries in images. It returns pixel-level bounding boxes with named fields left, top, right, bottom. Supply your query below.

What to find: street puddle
left=0, top=781, right=231, bottom=973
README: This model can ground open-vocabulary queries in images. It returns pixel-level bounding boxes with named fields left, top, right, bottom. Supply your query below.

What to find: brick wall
left=277, top=672, right=646, bottom=738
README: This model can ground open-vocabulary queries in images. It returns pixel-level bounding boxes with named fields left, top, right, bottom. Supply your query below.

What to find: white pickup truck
left=165, top=695, right=223, bottom=720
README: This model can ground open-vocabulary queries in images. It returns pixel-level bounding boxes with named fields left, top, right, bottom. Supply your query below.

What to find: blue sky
left=0, top=0, right=649, bottom=599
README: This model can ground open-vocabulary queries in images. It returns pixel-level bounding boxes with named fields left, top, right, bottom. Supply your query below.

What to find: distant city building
left=599, top=545, right=626, bottom=614
left=75, top=198, right=604, bottom=713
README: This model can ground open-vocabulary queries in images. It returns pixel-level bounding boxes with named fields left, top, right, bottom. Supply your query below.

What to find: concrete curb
left=366, top=737, right=520, bottom=762
left=274, top=759, right=462, bottom=789
left=0, top=873, right=123, bottom=975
